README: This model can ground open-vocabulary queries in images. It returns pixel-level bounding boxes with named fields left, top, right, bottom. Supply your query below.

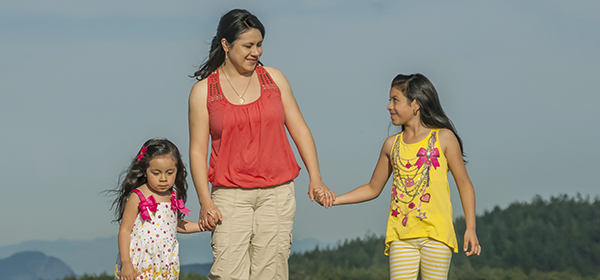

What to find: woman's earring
left=413, top=109, right=417, bottom=116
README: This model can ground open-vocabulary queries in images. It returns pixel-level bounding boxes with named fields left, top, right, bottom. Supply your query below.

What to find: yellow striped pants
left=389, top=238, right=452, bottom=280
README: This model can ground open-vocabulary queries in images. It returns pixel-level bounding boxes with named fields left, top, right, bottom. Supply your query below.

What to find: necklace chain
left=389, top=131, right=437, bottom=226
left=221, top=67, right=253, bottom=104
left=392, top=132, right=436, bottom=202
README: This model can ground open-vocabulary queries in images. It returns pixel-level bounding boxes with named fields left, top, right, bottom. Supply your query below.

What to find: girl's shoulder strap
left=394, top=132, right=403, bottom=140
left=390, top=132, right=403, bottom=157
left=170, top=189, right=191, bottom=216
left=393, top=132, right=403, bottom=145
left=131, top=189, right=146, bottom=202
left=429, top=128, right=440, bottom=145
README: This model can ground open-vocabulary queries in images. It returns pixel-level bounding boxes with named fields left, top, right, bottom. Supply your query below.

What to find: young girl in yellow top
left=318, top=74, right=480, bottom=279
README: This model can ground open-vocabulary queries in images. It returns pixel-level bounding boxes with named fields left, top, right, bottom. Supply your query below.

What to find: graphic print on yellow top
left=384, top=129, right=458, bottom=254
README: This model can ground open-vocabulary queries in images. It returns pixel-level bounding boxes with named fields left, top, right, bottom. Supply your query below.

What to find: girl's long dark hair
left=109, top=139, right=188, bottom=223
left=191, top=9, right=265, bottom=80
left=392, top=74, right=466, bottom=161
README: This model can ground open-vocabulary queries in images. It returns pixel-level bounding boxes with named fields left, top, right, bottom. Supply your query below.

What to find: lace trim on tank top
left=207, top=66, right=280, bottom=109
left=257, top=67, right=279, bottom=92
left=207, top=70, right=225, bottom=106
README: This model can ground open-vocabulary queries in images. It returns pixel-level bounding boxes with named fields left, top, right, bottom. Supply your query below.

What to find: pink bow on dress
left=415, top=147, right=440, bottom=169
left=171, top=193, right=191, bottom=216
left=139, top=195, right=158, bottom=221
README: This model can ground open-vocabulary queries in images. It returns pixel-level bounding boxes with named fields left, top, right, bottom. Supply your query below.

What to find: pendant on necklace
left=239, top=98, right=245, bottom=104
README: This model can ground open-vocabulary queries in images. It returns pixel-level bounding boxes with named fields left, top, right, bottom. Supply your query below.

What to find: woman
left=188, top=9, right=335, bottom=280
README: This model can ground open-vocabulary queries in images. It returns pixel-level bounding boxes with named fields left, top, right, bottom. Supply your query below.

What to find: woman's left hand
left=267, top=66, right=335, bottom=208
left=309, top=180, right=335, bottom=208
left=463, top=229, right=481, bottom=256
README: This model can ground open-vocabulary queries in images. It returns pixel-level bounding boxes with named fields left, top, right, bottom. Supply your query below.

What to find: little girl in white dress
left=110, top=139, right=201, bottom=280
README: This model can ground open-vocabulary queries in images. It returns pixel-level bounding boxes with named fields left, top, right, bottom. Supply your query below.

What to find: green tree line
left=451, top=193, right=600, bottom=279
left=65, top=194, right=600, bottom=279
left=288, top=194, right=600, bottom=280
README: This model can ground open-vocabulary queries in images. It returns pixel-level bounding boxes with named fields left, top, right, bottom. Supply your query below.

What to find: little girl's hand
left=120, top=261, right=136, bottom=280
left=463, top=229, right=481, bottom=256
left=199, top=200, right=222, bottom=231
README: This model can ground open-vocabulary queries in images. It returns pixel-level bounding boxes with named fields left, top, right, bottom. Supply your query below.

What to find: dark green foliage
left=449, top=263, right=600, bottom=280
left=63, top=194, right=600, bottom=279
left=61, top=272, right=113, bottom=280
left=453, top=194, right=600, bottom=277
left=179, top=271, right=209, bottom=280
left=289, top=233, right=389, bottom=280
left=289, top=194, right=600, bottom=279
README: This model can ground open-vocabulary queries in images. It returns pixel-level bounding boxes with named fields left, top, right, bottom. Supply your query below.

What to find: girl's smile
left=387, top=88, right=418, bottom=126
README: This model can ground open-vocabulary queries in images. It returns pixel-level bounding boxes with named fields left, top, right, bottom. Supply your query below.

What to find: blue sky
left=1, top=0, right=599, bottom=248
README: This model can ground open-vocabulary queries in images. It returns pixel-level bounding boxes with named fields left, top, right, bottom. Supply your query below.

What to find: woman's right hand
left=199, top=199, right=222, bottom=231
left=119, top=261, right=136, bottom=280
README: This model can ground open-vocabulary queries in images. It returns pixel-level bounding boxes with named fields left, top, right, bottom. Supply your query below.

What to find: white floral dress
left=115, top=189, right=188, bottom=280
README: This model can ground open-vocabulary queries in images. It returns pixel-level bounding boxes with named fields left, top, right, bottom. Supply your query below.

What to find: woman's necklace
left=221, top=67, right=253, bottom=104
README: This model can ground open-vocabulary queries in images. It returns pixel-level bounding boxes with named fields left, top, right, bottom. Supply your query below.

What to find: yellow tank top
left=384, top=129, right=458, bottom=254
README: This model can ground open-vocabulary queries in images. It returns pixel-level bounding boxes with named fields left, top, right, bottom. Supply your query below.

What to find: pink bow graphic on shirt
left=171, top=194, right=191, bottom=216
left=139, top=195, right=158, bottom=221
left=415, top=147, right=440, bottom=169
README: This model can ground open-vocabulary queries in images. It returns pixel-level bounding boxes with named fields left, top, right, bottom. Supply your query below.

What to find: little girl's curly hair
left=109, top=139, right=188, bottom=222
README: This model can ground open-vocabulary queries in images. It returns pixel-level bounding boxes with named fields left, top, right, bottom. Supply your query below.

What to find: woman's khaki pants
left=208, top=181, right=296, bottom=280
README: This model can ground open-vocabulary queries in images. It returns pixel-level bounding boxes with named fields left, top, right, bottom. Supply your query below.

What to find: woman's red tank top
left=206, top=65, right=300, bottom=188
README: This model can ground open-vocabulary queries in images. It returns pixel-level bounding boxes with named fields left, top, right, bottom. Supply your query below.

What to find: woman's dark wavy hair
left=392, top=73, right=467, bottom=161
left=191, top=9, right=265, bottom=80
left=109, top=139, right=188, bottom=223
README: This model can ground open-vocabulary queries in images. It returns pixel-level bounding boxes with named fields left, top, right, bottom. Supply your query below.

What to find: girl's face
left=145, top=155, right=177, bottom=195
left=223, top=28, right=263, bottom=74
left=387, top=87, right=419, bottom=126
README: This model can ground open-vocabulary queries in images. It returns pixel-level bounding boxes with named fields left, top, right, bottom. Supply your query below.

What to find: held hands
left=309, top=180, right=335, bottom=208
left=463, top=229, right=481, bottom=256
left=198, top=199, right=222, bottom=231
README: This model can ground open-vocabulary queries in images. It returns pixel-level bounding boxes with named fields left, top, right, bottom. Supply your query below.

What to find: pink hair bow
left=139, top=195, right=158, bottom=221
left=171, top=193, right=191, bottom=216
left=415, top=147, right=440, bottom=170
left=137, top=146, right=148, bottom=162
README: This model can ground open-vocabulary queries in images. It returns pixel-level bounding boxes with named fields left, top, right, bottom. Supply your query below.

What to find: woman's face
left=223, top=28, right=263, bottom=74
